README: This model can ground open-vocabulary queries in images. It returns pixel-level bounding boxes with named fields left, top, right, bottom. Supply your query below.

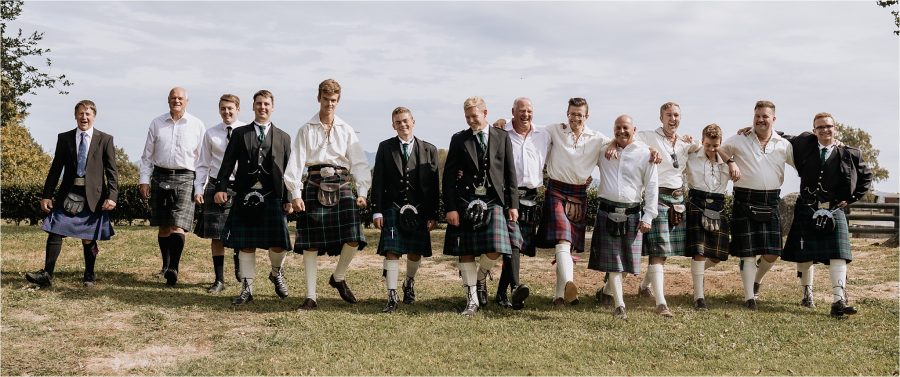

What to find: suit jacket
left=216, top=123, right=292, bottom=203
left=42, top=128, right=119, bottom=213
left=784, top=131, right=873, bottom=204
left=370, top=136, right=440, bottom=220
left=442, top=126, right=518, bottom=212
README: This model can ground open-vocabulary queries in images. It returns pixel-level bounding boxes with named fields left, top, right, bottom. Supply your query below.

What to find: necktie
left=76, top=132, right=87, bottom=177
left=226, top=126, right=232, bottom=140
left=257, top=124, right=265, bottom=143
left=401, top=142, right=410, bottom=162
left=475, top=131, right=486, bottom=163
left=820, top=147, right=827, bottom=168
left=477, top=131, right=486, bottom=150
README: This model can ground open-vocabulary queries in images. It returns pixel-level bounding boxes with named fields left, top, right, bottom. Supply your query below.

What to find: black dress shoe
left=164, top=269, right=178, bottom=287
left=831, top=299, right=858, bottom=317
left=695, top=298, right=708, bottom=311
left=233, top=251, right=241, bottom=283
left=801, top=285, right=815, bottom=308
left=269, top=270, right=289, bottom=299
left=25, top=270, right=52, bottom=288
left=495, top=291, right=512, bottom=308
left=595, top=287, right=613, bottom=308
left=745, top=298, right=758, bottom=311
left=207, top=281, right=225, bottom=294
left=232, top=280, right=253, bottom=305
left=383, top=289, right=399, bottom=313
left=511, top=284, right=530, bottom=310
left=329, top=275, right=357, bottom=303
left=476, top=279, right=488, bottom=307
left=402, top=277, right=416, bottom=304
left=298, top=297, right=318, bottom=311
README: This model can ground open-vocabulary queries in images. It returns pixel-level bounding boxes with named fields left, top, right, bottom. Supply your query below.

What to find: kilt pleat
left=194, top=182, right=235, bottom=239
left=294, top=175, right=366, bottom=256
left=783, top=204, right=852, bottom=263
left=42, top=208, right=114, bottom=241
left=729, top=188, right=782, bottom=258
left=377, top=206, right=433, bottom=257
left=684, top=190, right=730, bottom=261
left=222, top=197, right=292, bottom=250
left=588, top=208, right=643, bottom=274
left=149, top=171, right=196, bottom=231
left=536, top=179, right=589, bottom=252
left=443, top=203, right=512, bottom=256
left=642, top=193, right=687, bottom=257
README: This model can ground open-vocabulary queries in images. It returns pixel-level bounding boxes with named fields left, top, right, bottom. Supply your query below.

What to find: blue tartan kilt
left=42, top=206, right=114, bottom=241
left=783, top=203, right=852, bottom=264
left=377, top=206, right=433, bottom=257
left=729, top=188, right=782, bottom=258
left=443, top=203, right=512, bottom=257
left=149, top=170, right=196, bottom=231
left=294, top=175, right=366, bottom=256
left=684, top=190, right=730, bottom=261
left=222, top=194, right=292, bottom=250
left=588, top=207, right=644, bottom=274
left=194, top=181, right=235, bottom=239
left=642, top=193, right=687, bottom=257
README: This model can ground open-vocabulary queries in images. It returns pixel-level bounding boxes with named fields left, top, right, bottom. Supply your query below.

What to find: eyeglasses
left=567, top=113, right=586, bottom=119
left=814, top=125, right=834, bottom=131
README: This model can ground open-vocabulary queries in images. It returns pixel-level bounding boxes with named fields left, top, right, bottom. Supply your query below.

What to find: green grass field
left=2, top=225, right=897, bottom=375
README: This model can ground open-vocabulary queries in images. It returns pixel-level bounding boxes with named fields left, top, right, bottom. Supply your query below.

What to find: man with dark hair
left=215, top=90, right=294, bottom=305
left=139, top=87, right=206, bottom=286
left=26, top=100, right=119, bottom=288
left=370, top=107, right=440, bottom=312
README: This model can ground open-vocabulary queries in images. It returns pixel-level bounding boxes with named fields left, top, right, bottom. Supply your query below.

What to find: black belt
left=517, top=187, right=537, bottom=198
left=307, top=164, right=349, bottom=175
left=598, top=201, right=642, bottom=215
left=154, top=166, right=192, bottom=175
left=659, top=187, right=684, bottom=197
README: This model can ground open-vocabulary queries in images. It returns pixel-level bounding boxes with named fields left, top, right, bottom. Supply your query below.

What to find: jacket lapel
left=87, top=130, right=102, bottom=162
left=463, top=132, right=478, bottom=169
left=391, top=138, right=404, bottom=174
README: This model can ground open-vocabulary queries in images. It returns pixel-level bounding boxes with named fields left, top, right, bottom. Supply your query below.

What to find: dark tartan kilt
left=515, top=218, right=537, bottom=257
left=443, top=203, right=512, bottom=257
left=194, top=181, right=235, bottom=239
left=294, top=175, right=366, bottom=256
left=222, top=195, right=292, bottom=250
left=588, top=208, right=643, bottom=274
left=149, top=170, right=196, bottom=231
left=377, top=206, right=433, bottom=257
left=684, top=190, right=730, bottom=261
left=729, top=188, right=782, bottom=258
left=536, top=180, right=589, bottom=253
left=642, top=193, right=687, bottom=257
left=783, top=204, right=852, bottom=264
left=42, top=185, right=114, bottom=241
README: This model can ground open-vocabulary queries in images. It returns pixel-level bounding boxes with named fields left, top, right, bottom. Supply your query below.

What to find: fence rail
left=847, top=202, right=899, bottom=236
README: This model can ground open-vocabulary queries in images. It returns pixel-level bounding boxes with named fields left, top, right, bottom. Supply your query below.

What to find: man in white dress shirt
left=139, top=87, right=205, bottom=287
left=284, top=79, right=371, bottom=311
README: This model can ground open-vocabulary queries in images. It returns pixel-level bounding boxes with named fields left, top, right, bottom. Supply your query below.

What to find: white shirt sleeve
left=347, top=129, right=371, bottom=196
left=194, top=132, right=212, bottom=194
left=641, top=163, right=659, bottom=224
left=284, top=127, right=307, bottom=200
left=139, top=124, right=156, bottom=185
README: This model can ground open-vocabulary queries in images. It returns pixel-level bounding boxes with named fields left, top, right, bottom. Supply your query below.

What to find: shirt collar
left=78, top=127, right=94, bottom=138
left=398, top=135, right=415, bottom=144
left=818, top=142, right=835, bottom=150
left=307, top=112, right=348, bottom=128
left=563, top=123, right=596, bottom=136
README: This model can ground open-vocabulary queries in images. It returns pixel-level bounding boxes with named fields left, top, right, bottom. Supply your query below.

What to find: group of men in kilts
left=25, top=88, right=873, bottom=319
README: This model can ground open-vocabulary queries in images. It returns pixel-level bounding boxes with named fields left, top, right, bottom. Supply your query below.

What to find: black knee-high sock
left=497, top=254, right=513, bottom=296
left=158, top=236, right=170, bottom=270
left=168, top=233, right=186, bottom=272
left=82, top=241, right=97, bottom=279
left=508, top=247, right=521, bottom=287
left=44, top=234, right=64, bottom=276
left=212, top=255, right=225, bottom=282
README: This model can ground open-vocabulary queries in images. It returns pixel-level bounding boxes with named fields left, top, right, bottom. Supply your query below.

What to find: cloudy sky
left=11, top=1, right=900, bottom=193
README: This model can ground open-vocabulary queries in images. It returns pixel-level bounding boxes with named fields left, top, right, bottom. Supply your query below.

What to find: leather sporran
left=668, top=203, right=686, bottom=228
left=605, top=208, right=628, bottom=237
left=811, top=208, right=836, bottom=233
left=63, top=192, right=86, bottom=215
left=563, top=196, right=585, bottom=223
left=519, top=199, right=538, bottom=226
left=240, top=191, right=266, bottom=216
left=701, top=208, right=722, bottom=232
left=746, top=204, right=775, bottom=223
left=158, top=182, right=178, bottom=210
left=397, top=204, right=422, bottom=234
left=463, top=199, right=491, bottom=231
left=317, top=182, right=341, bottom=207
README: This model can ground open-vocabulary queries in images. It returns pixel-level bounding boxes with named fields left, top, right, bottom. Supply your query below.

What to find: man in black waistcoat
left=215, top=90, right=294, bottom=306
left=781, top=112, right=872, bottom=318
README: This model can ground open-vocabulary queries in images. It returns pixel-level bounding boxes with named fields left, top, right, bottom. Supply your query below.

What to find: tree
left=1, top=0, right=73, bottom=128
left=0, top=123, right=51, bottom=186
left=836, top=122, right=890, bottom=183
left=877, top=0, right=900, bottom=36
left=115, top=147, right=140, bottom=184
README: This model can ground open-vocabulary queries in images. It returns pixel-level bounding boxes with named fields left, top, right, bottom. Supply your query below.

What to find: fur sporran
left=463, top=198, right=491, bottom=231
left=240, top=191, right=267, bottom=216
left=811, top=208, right=836, bottom=233
left=397, top=204, right=423, bottom=234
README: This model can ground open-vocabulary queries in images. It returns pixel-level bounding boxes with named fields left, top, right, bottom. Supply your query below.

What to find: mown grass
left=1, top=225, right=898, bottom=375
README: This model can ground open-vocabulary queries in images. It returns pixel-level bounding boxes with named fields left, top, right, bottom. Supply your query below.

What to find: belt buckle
left=320, top=167, right=335, bottom=178
left=517, top=189, right=527, bottom=197
left=615, top=207, right=626, bottom=215
left=73, top=177, right=86, bottom=186
left=818, top=201, right=830, bottom=210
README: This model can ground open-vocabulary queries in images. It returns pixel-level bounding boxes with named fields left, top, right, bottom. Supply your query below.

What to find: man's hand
left=648, top=147, right=662, bottom=164
left=493, top=119, right=508, bottom=129
left=604, top=142, right=619, bottom=160
left=283, top=202, right=294, bottom=215
left=508, top=208, right=519, bottom=222
left=728, top=162, right=742, bottom=182
left=681, top=134, right=694, bottom=144
left=139, top=184, right=150, bottom=199
left=427, top=219, right=437, bottom=231
left=374, top=217, right=384, bottom=229
left=737, top=126, right=752, bottom=136
left=194, top=194, right=204, bottom=205
left=639, top=221, right=652, bottom=233
left=40, top=198, right=53, bottom=213
left=356, top=196, right=367, bottom=208
left=292, top=198, right=306, bottom=212
left=214, top=192, right=229, bottom=204
left=101, top=199, right=116, bottom=211
left=446, top=210, right=460, bottom=227
left=837, top=201, right=848, bottom=209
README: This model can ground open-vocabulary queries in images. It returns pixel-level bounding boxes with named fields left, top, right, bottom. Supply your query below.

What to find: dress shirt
left=139, top=112, right=206, bottom=184
left=471, top=126, right=489, bottom=147
left=504, top=123, right=550, bottom=189
left=75, top=127, right=95, bottom=161
left=684, top=148, right=730, bottom=194
left=596, top=141, right=659, bottom=224
left=818, top=142, right=835, bottom=161
left=284, top=113, right=371, bottom=199
left=545, top=123, right=611, bottom=184
left=194, top=120, right=245, bottom=193
left=635, top=128, right=689, bottom=189
left=722, top=130, right=794, bottom=191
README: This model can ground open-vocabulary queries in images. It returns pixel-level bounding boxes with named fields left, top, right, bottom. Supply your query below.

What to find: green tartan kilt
left=783, top=204, right=852, bottom=264
left=642, top=193, right=686, bottom=257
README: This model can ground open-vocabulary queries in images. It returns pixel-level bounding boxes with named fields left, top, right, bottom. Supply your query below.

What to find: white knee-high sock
left=691, top=260, right=706, bottom=300
left=829, top=259, right=848, bottom=303
left=477, top=255, right=499, bottom=281
left=303, top=250, right=318, bottom=300
left=239, top=251, right=256, bottom=283
left=333, top=244, right=357, bottom=281
left=650, top=264, right=666, bottom=306
left=741, top=257, right=757, bottom=301
left=459, top=261, right=477, bottom=287
left=640, top=265, right=652, bottom=290
left=797, top=261, right=814, bottom=286
left=406, top=257, right=421, bottom=279
left=755, top=257, right=775, bottom=284
left=555, top=244, right=572, bottom=299
left=610, top=272, right=625, bottom=308
left=385, top=259, right=399, bottom=290
left=268, top=250, right=286, bottom=275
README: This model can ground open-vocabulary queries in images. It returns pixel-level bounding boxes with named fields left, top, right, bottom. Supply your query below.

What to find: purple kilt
left=536, top=179, right=589, bottom=253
